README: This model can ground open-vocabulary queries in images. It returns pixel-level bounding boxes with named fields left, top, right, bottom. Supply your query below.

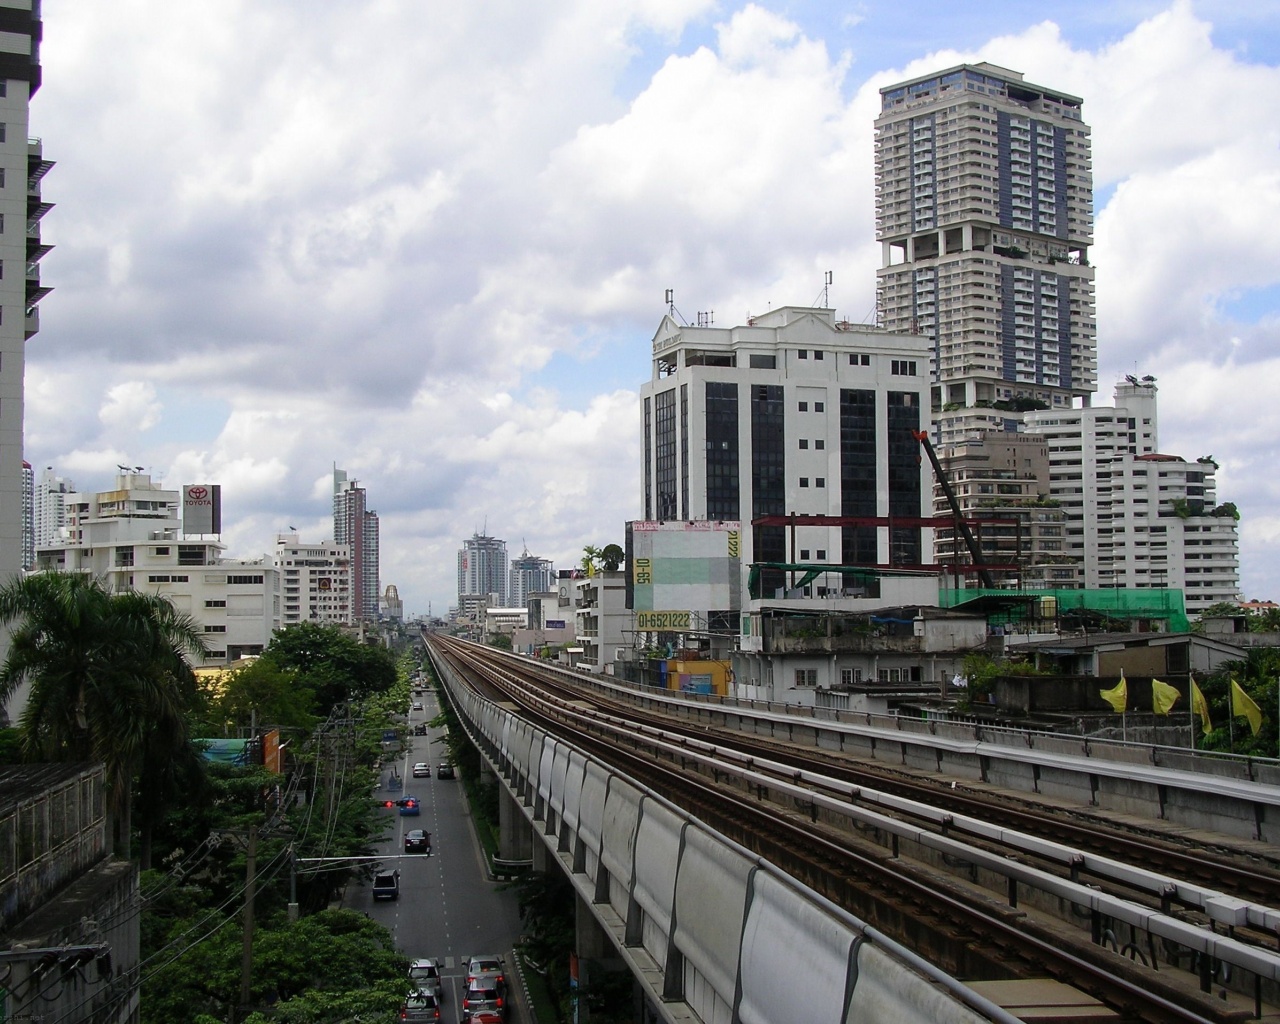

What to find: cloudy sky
left=24, top=1, right=1280, bottom=616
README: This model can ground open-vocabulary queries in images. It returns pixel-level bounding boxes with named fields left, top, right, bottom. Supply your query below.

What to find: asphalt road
left=349, top=688, right=527, bottom=1022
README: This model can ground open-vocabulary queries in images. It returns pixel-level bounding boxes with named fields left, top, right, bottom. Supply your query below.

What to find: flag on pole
left=1230, top=678, right=1263, bottom=736
left=1190, top=676, right=1212, bottom=732
left=1151, top=678, right=1181, bottom=716
left=1099, top=671, right=1128, bottom=714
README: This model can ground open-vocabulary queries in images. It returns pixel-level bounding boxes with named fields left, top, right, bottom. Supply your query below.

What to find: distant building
left=33, top=464, right=75, bottom=551
left=874, top=62, right=1096, bottom=445
left=33, top=471, right=281, bottom=667
left=381, top=583, right=403, bottom=621
left=333, top=467, right=380, bottom=622
left=575, top=570, right=629, bottom=672
left=458, top=532, right=508, bottom=608
left=274, top=533, right=352, bottom=626
left=20, top=460, right=33, bottom=569
left=509, top=548, right=554, bottom=608
left=1022, top=379, right=1239, bottom=616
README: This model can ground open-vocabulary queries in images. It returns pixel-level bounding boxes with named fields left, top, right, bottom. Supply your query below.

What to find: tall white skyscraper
left=458, top=533, right=508, bottom=608
left=509, top=548, right=554, bottom=609
left=874, top=63, right=1096, bottom=445
left=33, top=464, right=74, bottom=552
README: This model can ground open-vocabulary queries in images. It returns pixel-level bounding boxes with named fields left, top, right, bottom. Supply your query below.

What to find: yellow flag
left=1099, top=672, right=1128, bottom=714
left=1151, top=678, right=1180, bottom=716
left=1190, top=677, right=1212, bottom=732
left=1230, top=678, right=1263, bottom=736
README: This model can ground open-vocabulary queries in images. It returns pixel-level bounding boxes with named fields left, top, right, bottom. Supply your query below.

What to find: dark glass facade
left=680, top=384, right=689, bottom=519
left=705, top=381, right=739, bottom=520
left=840, top=388, right=877, bottom=565
left=643, top=397, right=652, bottom=520
left=751, top=384, right=785, bottom=595
left=654, top=389, right=677, bottom=520
left=887, top=391, right=922, bottom=565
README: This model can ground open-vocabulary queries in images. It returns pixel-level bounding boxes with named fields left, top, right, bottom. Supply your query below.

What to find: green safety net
left=938, top=587, right=1190, bottom=633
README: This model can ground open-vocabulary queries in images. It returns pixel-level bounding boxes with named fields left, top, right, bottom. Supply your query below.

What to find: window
left=148, top=575, right=171, bottom=584
left=749, top=354, right=776, bottom=369
left=800, top=549, right=810, bottom=559
left=814, top=350, right=824, bottom=360
left=798, top=349, right=808, bottom=359
left=204, top=624, right=227, bottom=633
left=816, top=477, right=826, bottom=488
left=115, top=546, right=134, bottom=567
left=800, top=477, right=809, bottom=488
left=815, top=439, right=825, bottom=450
left=799, top=439, right=809, bottom=449
left=815, top=401, right=824, bottom=412
left=794, top=669, right=817, bottom=686
left=816, top=549, right=826, bottom=559
left=798, top=401, right=808, bottom=412
left=891, top=359, right=918, bottom=376
left=154, top=546, right=170, bottom=555
left=227, top=574, right=264, bottom=585
left=205, top=599, right=227, bottom=608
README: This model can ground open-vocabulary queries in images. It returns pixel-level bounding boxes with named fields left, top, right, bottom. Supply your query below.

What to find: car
left=437, top=763, right=455, bottom=780
left=468, top=1013, right=504, bottom=1024
left=398, top=796, right=421, bottom=816
left=400, top=990, right=441, bottom=1022
left=412, top=762, right=431, bottom=778
left=411, top=701, right=423, bottom=711
left=408, top=957, right=443, bottom=1000
left=461, top=979, right=505, bottom=1021
left=372, top=870, right=399, bottom=901
left=404, top=828, right=431, bottom=853
left=464, top=954, right=505, bottom=989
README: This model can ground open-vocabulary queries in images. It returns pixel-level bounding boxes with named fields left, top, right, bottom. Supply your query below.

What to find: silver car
left=409, top=957, right=443, bottom=1000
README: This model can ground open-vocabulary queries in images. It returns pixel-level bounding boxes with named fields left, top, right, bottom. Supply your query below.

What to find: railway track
left=429, top=635, right=1280, bottom=1022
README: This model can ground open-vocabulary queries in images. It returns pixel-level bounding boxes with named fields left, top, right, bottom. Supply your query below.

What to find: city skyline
left=21, top=2, right=1280, bottom=616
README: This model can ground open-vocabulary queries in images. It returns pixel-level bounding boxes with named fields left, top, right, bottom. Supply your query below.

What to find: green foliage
left=263, top=623, right=397, bottom=711
left=0, top=726, right=23, bottom=765
left=1210, top=501, right=1240, bottom=520
left=142, top=908, right=405, bottom=1024
left=489, top=633, right=514, bottom=651
left=0, top=572, right=210, bottom=857
left=198, top=658, right=318, bottom=736
left=1192, top=647, right=1280, bottom=756
left=599, top=544, right=625, bottom=572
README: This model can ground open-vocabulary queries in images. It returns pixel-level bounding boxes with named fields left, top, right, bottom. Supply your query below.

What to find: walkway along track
left=428, top=636, right=1280, bottom=1023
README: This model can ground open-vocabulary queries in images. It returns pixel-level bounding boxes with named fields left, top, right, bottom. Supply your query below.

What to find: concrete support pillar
left=498, top=785, right=533, bottom=863
left=531, top=838, right=548, bottom=872
left=575, top=891, right=627, bottom=1024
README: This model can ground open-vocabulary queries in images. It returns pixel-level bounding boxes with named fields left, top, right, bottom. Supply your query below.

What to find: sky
left=24, top=0, right=1280, bottom=617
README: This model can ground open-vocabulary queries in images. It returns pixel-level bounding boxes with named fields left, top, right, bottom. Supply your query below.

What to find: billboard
left=183, top=484, right=222, bottom=534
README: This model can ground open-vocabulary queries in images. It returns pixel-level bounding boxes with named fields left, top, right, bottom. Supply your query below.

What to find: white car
left=411, top=701, right=424, bottom=711
left=412, top=762, right=431, bottom=778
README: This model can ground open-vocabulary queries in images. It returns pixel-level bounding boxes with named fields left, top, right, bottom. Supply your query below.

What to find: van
left=372, top=869, right=399, bottom=900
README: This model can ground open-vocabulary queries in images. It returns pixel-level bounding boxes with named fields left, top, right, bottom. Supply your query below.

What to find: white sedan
left=412, top=762, right=431, bottom=778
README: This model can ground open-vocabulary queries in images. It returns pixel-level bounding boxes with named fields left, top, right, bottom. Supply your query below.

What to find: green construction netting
left=938, top=587, right=1189, bottom=633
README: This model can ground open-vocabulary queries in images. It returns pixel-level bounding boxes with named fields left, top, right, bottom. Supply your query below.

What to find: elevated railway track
left=428, top=635, right=1280, bottom=1023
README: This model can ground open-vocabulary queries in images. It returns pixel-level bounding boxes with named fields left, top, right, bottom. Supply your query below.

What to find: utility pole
left=236, top=826, right=258, bottom=1023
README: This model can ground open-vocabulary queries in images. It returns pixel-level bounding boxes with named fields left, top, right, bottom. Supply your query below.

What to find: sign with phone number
left=636, top=611, right=691, bottom=630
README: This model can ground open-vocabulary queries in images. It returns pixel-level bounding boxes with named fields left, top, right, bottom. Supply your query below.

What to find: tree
left=580, top=544, right=602, bottom=575
left=0, top=572, right=209, bottom=857
left=599, top=543, right=625, bottom=572
left=262, top=622, right=397, bottom=711
left=201, top=658, right=318, bottom=736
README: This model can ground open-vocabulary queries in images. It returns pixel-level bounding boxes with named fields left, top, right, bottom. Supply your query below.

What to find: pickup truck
left=372, top=870, right=400, bottom=901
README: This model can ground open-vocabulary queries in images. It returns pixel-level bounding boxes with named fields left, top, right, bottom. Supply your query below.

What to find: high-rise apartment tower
left=875, top=63, right=1096, bottom=444
left=457, top=532, right=508, bottom=609
left=333, top=467, right=380, bottom=622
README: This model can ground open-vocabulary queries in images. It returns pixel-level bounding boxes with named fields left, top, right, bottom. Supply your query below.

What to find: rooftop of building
left=0, top=762, right=99, bottom=816
left=878, top=62, right=1083, bottom=113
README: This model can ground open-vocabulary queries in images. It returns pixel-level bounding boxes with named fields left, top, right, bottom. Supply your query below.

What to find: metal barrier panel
left=672, top=825, right=754, bottom=1021
left=537, top=737, right=559, bottom=807
left=600, top=775, right=644, bottom=908
left=846, top=943, right=988, bottom=1024
left=632, top=798, right=684, bottom=942
left=736, top=871, right=857, bottom=1024
left=577, top=763, right=610, bottom=863
left=561, top=750, right=588, bottom=833
left=548, top=743, right=573, bottom=819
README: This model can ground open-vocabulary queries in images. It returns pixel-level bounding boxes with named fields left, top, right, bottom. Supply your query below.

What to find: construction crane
left=912, top=429, right=997, bottom=589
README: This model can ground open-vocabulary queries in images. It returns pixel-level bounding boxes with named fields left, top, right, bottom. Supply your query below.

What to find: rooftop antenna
left=814, top=270, right=833, bottom=308
left=664, top=288, right=690, bottom=326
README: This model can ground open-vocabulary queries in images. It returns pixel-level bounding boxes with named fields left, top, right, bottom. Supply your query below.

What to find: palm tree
left=0, top=572, right=209, bottom=858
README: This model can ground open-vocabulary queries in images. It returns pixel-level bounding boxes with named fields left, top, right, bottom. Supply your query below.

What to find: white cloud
left=98, top=381, right=162, bottom=433
left=24, top=1, right=1280, bottom=612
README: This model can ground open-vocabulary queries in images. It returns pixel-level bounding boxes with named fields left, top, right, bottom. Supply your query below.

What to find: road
left=347, top=686, right=527, bottom=1022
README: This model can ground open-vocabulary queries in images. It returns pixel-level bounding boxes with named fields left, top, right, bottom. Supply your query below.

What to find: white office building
left=274, top=533, right=352, bottom=626
left=641, top=306, right=935, bottom=602
left=33, top=472, right=281, bottom=665
left=874, top=63, right=1097, bottom=445
left=1021, top=379, right=1239, bottom=616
